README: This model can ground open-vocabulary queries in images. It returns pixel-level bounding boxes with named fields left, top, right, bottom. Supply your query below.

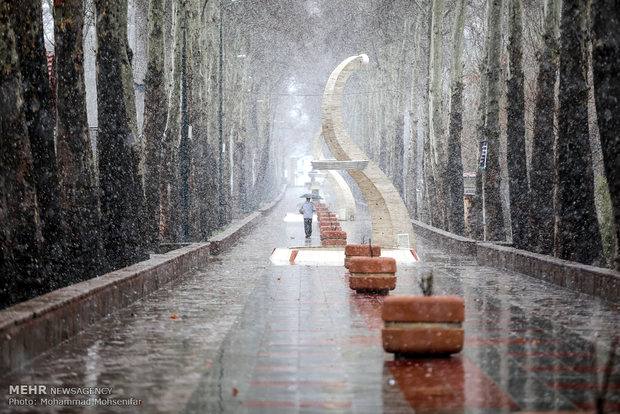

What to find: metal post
left=482, top=170, right=487, bottom=241
left=479, top=140, right=488, bottom=241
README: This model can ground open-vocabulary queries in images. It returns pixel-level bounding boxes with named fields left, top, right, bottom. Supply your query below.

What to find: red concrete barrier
left=320, top=230, right=347, bottom=240
left=344, top=244, right=381, bottom=268
left=345, top=244, right=382, bottom=257
left=322, top=238, right=347, bottom=246
left=348, top=257, right=396, bottom=294
left=382, top=295, right=464, bottom=322
left=321, top=228, right=347, bottom=246
left=381, top=295, right=464, bottom=355
left=348, top=256, right=395, bottom=273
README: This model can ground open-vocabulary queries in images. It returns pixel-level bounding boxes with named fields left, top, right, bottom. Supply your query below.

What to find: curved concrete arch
left=320, top=54, right=414, bottom=248
left=312, top=133, right=356, bottom=220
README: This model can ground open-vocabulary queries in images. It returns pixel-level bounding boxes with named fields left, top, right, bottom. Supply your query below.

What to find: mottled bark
left=379, top=92, right=389, bottom=174
left=0, top=3, right=43, bottom=307
left=253, top=110, right=272, bottom=206
left=187, top=0, right=210, bottom=241
left=393, top=114, right=405, bottom=195
left=527, top=0, right=560, bottom=254
left=55, top=0, right=102, bottom=281
left=160, top=0, right=183, bottom=242
left=95, top=0, right=147, bottom=268
left=468, top=10, right=492, bottom=240
left=446, top=0, right=466, bottom=236
left=12, top=1, right=62, bottom=262
left=179, top=29, right=190, bottom=241
left=418, top=1, right=432, bottom=224
left=506, top=0, right=529, bottom=249
left=405, top=11, right=422, bottom=219
left=591, top=0, right=620, bottom=269
left=428, top=0, right=446, bottom=229
left=555, top=0, right=603, bottom=264
left=143, top=0, right=168, bottom=249
left=482, top=0, right=505, bottom=241
left=392, top=19, right=410, bottom=196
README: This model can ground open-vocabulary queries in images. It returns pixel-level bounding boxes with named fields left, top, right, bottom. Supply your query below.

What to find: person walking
left=299, top=197, right=315, bottom=238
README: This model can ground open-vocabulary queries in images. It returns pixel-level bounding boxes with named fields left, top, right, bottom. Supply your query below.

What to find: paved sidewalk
left=1, top=188, right=618, bottom=413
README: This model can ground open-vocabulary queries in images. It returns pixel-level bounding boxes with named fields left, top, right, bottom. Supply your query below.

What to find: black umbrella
left=299, top=193, right=323, bottom=200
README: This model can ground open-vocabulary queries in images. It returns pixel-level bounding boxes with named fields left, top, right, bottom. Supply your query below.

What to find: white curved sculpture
left=321, top=54, right=414, bottom=248
left=312, top=133, right=356, bottom=220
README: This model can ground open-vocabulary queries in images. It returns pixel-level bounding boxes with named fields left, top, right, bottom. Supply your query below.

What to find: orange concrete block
left=382, top=327, right=464, bottom=354
left=382, top=296, right=464, bottom=323
left=322, top=239, right=347, bottom=246
left=349, top=274, right=396, bottom=291
left=344, top=244, right=382, bottom=268
left=320, top=230, right=347, bottom=240
left=344, top=244, right=381, bottom=257
left=381, top=295, right=465, bottom=355
left=348, top=257, right=396, bottom=274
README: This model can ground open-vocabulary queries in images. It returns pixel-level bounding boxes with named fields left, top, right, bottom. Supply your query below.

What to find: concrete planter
left=344, top=244, right=381, bottom=269
left=348, top=257, right=396, bottom=294
left=381, top=295, right=464, bottom=355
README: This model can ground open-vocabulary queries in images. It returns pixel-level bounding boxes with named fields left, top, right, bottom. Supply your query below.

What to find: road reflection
left=383, top=356, right=519, bottom=413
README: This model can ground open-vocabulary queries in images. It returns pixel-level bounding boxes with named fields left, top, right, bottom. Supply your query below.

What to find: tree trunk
left=179, top=28, right=191, bottom=241
left=0, top=3, right=43, bottom=307
left=468, top=2, right=493, bottom=240
left=482, top=0, right=505, bottom=241
left=555, top=0, right=603, bottom=265
left=418, top=2, right=432, bottom=224
left=160, top=0, right=183, bottom=242
left=393, top=114, right=405, bottom=195
left=392, top=20, right=410, bottom=196
left=445, top=0, right=466, bottom=235
left=428, top=0, right=446, bottom=229
left=187, top=0, right=211, bottom=240
left=506, top=0, right=528, bottom=249
left=405, top=9, right=423, bottom=219
left=12, top=1, right=62, bottom=268
left=143, top=0, right=168, bottom=250
left=527, top=0, right=560, bottom=254
left=55, top=0, right=103, bottom=281
left=95, top=0, right=147, bottom=269
left=591, top=0, right=620, bottom=269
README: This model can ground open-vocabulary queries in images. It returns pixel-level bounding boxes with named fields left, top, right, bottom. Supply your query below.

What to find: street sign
left=479, top=141, right=488, bottom=170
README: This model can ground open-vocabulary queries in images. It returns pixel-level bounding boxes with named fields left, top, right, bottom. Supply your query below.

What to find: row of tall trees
left=0, top=0, right=287, bottom=308
left=342, top=0, right=617, bottom=268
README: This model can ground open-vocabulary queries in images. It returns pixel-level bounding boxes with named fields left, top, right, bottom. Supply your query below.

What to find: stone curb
left=412, top=219, right=478, bottom=256
left=0, top=186, right=288, bottom=374
left=411, top=220, right=620, bottom=303
left=209, top=185, right=286, bottom=255
left=209, top=212, right=262, bottom=256
left=0, top=243, right=209, bottom=374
